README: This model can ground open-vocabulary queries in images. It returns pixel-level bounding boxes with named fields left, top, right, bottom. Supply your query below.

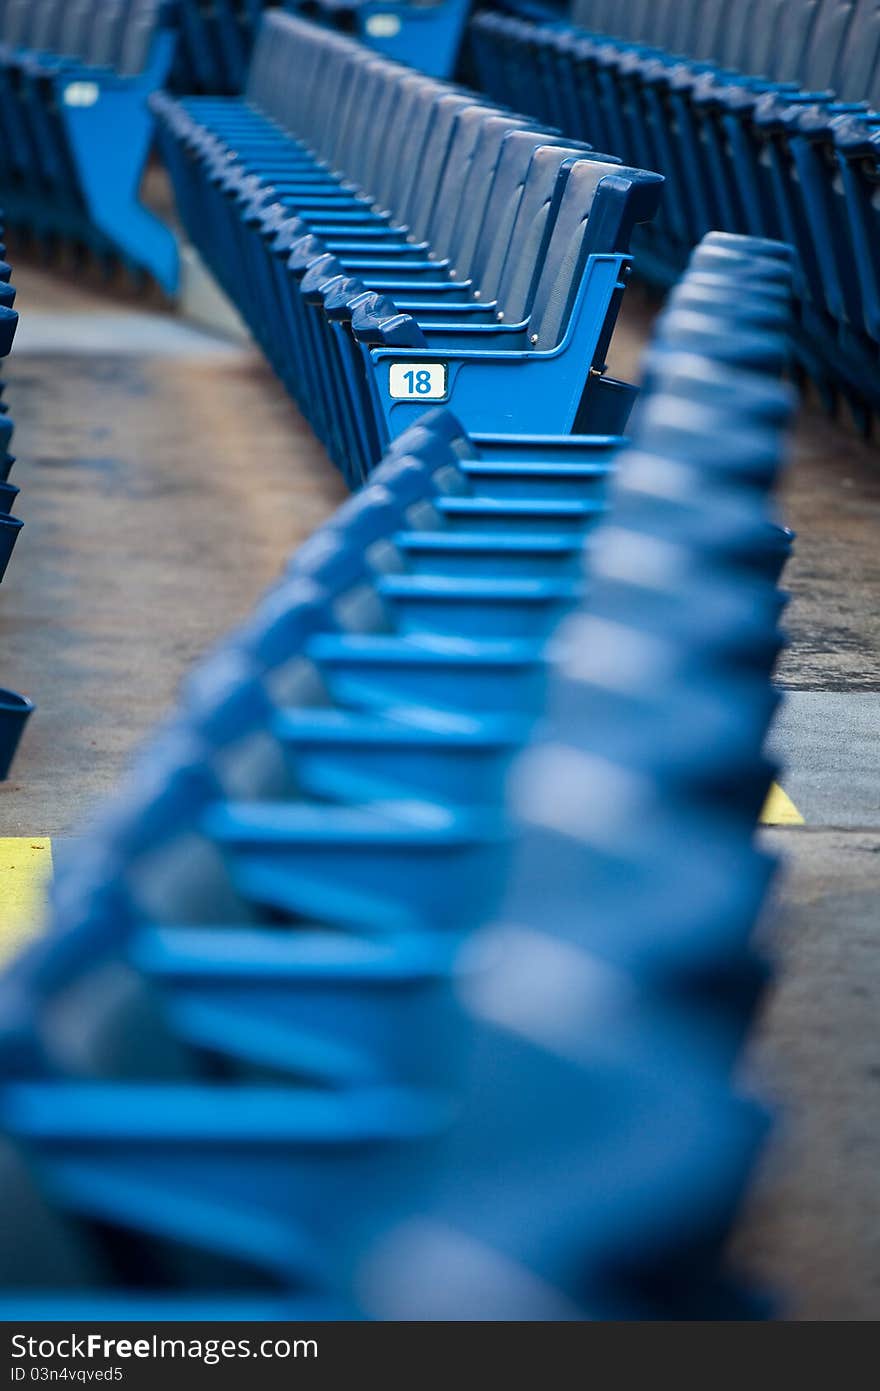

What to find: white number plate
left=64, top=81, right=101, bottom=108
left=365, top=13, right=402, bottom=37
left=389, top=362, right=448, bottom=401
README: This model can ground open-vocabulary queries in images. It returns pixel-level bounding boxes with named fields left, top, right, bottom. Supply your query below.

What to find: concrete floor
left=0, top=262, right=877, bottom=1319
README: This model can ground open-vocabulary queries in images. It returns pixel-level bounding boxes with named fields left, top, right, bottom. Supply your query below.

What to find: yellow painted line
left=0, top=837, right=52, bottom=965
left=760, top=783, right=805, bottom=826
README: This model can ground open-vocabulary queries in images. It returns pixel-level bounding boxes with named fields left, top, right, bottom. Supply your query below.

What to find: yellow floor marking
left=760, top=783, right=805, bottom=826
left=0, top=837, right=52, bottom=965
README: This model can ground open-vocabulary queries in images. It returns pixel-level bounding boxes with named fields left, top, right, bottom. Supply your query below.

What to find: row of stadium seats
left=0, top=217, right=31, bottom=781
left=0, top=0, right=179, bottom=288
left=0, top=0, right=168, bottom=73
left=0, top=234, right=795, bottom=1318
left=0, top=0, right=473, bottom=97
left=569, top=0, right=880, bottom=102
left=469, top=5, right=880, bottom=426
left=153, top=10, right=663, bottom=482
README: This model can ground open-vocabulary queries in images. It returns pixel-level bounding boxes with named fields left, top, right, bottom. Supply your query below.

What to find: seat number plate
left=389, top=363, right=448, bottom=401
left=63, top=82, right=101, bottom=108
left=366, top=14, right=402, bottom=37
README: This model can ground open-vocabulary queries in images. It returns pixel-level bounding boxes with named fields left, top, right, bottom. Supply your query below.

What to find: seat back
left=485, top=143, right=590, bottom=321
left=5, top=0, right=167, bottom=75
left=740, top=0, right=791, bottom=82
left=401, top=95, right=498, bottom=244
left=334, top=57, right=401, bottom=185
left=28, top=0, right=66, bottom=52
left=529, top=161, right=661, bottom=348
left=87, top=1, right=130, bottom=70
left=833, top=0, right=880, bottom=104
left=1, top=0, right=32, bottom=46
left=800, top=0, right=859, bottom=92
left=428, top=110, right=533, bottom=267
left=570, top=0, right=875, bottom=96
left=58, top=0, right=98, bottom=60
left=370, top=79, right=452, bottom=223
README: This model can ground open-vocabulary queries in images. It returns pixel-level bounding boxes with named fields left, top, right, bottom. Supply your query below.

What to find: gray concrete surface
left=734, top=830, right=880, bottom=1319
left=0, top=264, right=877, bottom=1318
left=767, top=693, right=880, bottom=827
left=11, top=310, right=248, bottom=357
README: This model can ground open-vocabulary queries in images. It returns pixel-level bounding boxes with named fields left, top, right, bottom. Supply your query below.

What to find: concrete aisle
left=0, top=269, right=877, bottom=1318
left=736, top=420, right=880, bottom=1320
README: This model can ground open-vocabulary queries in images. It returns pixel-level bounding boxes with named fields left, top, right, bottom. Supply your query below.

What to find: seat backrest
left=1, top=0, right=32, bottom=47
left=368, top=76, right=450, bottom=218
left=528, top=160, right=661, bottom=348
left=403, top=95, right=497, bottom=243
left=739, top=0, right=790, bottom=82
left=716, top=0, right=765, bottom=74
left=626, top=0, right=659, bottom=44
left=661, top=1, right=698, bottom=57
left=116, top=0, right=165, bottom=76
left=486, top=144, right=590, bottom=321
left=646, top=0, right=681, bottom=50
left=86, top=0, right=129, bottom=69
left=369, top=77, right=451, bottom=220
left=28, top=0, right=66, bottom=52
left=58, top=0, right=97, bottom=60
left=322, top=53, right=390, bottom=178
left=429, top=110, right=534, bottom=266
left=332, top=55, right=400, bottom=184
left=301, top=35, right=365, bottom=163
left=247, top=10, right=352, bottom=128
left=799, top=0, right=858, bottom=91
left=446, top=118, right=540, bottom=280
left=768, top=0, right=823, bottom=82
left=832, top=0, right=880, bottom=103
left=686, top=0, right=731, bottom=64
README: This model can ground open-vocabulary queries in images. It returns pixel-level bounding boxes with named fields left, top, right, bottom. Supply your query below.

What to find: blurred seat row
left=0, top=0, right=179, bottom=288
left=153, top=9, right=663, bottom=483
left=0, top=0, right=480, bottom=293
left=173, top=1, right=473, bottom=92
left=0, top=233, right=795, bottom=1318
left=0, top=215, right=31, bottom=781
left=470, top=1, right=880, bottom=427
